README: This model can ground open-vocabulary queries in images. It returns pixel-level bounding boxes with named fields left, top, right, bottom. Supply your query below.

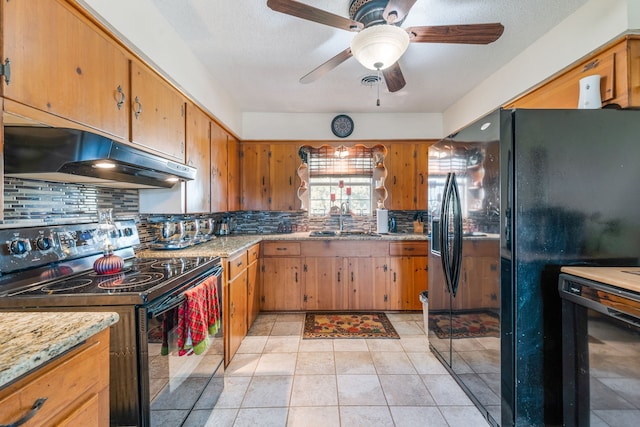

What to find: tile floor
left=181, top=312, right=488, bottom=427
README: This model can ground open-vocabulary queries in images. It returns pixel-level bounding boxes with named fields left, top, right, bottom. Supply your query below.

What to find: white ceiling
left=144, top=0, right=591, bottom=115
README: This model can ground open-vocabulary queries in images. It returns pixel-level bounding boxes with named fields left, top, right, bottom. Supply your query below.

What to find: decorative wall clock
left=331, top=114, right=354, bottom=138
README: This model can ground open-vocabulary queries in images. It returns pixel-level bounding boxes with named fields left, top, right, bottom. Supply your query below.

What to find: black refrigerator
left=427, top=108, right=640, bottom=426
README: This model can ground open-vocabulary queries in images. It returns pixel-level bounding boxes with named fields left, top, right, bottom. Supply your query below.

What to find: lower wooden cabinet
left=246, top=244, right=261, bottom=327
left=0, top=329, right=110, bottom=427
left=260, top=240, right=429, bottom=312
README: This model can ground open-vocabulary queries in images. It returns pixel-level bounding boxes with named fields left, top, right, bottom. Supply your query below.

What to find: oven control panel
left=0, top=219, right=139, bottom=274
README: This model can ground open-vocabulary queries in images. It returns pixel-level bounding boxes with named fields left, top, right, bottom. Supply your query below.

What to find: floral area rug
left=303, top=312, right=399, bottom=339
left=430, top=311, right=500, bottom=339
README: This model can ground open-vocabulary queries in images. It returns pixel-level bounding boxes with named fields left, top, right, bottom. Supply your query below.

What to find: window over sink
left=298, top=144, right=387, bottom=217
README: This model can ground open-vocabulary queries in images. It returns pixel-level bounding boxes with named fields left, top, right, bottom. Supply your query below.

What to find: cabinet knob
left=115, top=85, right=125, bottom=110
left=134, top=96, right=143, bottom=119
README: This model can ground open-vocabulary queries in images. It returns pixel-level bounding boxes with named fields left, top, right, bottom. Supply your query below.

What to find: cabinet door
left=241, top=143, right=270, bottom=210
left=227, top=135, right=241, bottom=211
left=269, top=144, right=299, bottom=211
left=304, top=257, right=348, bottom=311
left=349, top=257, right=388, bottom=310
left=210, top=122, right=229, bottom=212
left=386, top=143, right=416, bottom=210
left=415, top=142, right=435, bottom=211
left=246, top=244, right=261, bottom=329
left=228, top=269, right=248, bottom=360
left=185, top=103, right=210, bottom=213
left=261, top=257, right=302, bottom=311
left=389, top=256, right=428, bottom=311
left=131, top=60, right=186, bottom=161
left=2, top=0, right=129, bottom=139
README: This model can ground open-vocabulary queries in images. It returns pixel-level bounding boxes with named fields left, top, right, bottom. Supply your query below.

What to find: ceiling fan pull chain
left=377, top=68, right=381, bottom=107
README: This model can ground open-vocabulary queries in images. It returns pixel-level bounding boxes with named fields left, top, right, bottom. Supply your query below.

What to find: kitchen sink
left=308, top=230, right=338, bottom=237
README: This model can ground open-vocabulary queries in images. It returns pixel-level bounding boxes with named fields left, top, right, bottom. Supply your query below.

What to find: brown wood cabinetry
left=348, top=257, right=389, bottom=310
left=415, top=142, right=433, bottom=211
left=269, top=144, right=300, bottom=211
left=386, top=143, right=416, bottom=210
left=504, top=36, right=640, bottom=110
left=261, top=257, right=303, bottom=311
left=0, top=101, right=3, bottom=221
left=0, top=328, right=110, bottom=427
left=130, top=60, right=186, bottom=161
left=227, top=135, right=242, bottom=211
left=454, top=240, right=500, bottom=311
left=210, top=122, right=229, bottom=212
left=1, top=0, right=129, bottom=140
left=389, top=241, right=429, bottom=310
left=241, top=143, right=270, bottom=210
left=304, top=257, right=349, bottom=310
left=185, top=103, right=211, bottom=213
left=224, top=249, right=249, bottom=365
left=246, top=243, right=261, bottom=328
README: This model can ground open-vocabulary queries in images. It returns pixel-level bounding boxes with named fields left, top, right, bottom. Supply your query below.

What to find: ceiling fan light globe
left=350, top=24, right=410, bottom=70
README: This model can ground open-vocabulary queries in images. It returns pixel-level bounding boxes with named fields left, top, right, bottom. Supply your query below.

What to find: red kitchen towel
left=177, top=275, right=220, bottom=356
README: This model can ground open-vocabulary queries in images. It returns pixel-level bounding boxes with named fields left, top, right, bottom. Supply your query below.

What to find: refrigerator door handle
left=449, top=173, right=463, bottom=297
left=439, top=173, right=453, bottom=294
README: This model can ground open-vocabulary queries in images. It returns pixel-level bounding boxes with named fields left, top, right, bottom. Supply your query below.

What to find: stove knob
left=9, top=238, right=31, bottom=255
left=35, top=236, right=54, bottom=251
left=122, top=227, right=133, bottom=237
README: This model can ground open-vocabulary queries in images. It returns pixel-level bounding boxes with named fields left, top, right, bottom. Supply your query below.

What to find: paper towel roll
left=376, top=209, right=388, bottom=234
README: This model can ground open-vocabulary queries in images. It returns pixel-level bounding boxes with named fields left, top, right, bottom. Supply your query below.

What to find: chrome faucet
left=339, top=202, right=347, bottom=231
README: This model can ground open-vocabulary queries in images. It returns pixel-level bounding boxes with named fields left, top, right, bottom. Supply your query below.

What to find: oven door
left=141, top=264, right=223, bottom=427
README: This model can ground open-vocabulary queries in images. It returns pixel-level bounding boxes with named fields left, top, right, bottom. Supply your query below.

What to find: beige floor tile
left=264, top=336, right=301, bottom=353
left=276, top=313, right=306, bottom=322
left=242, top=375, right=293, bottom=408
left=339, top=406, right=395, bottom=427
left=337, top=374, right=387, bottom=406
left=271, top=321, right=303, bottom=336
left=366, top=338, right=404, bottom=352
left=389, top=406, right=449, bottom=427
left=298, top=338, right=334, bottom=352
left=393, top=321, right=426, bottom=336
left=379, top=374, right=435, bottom=406
left=234, top=407, right=289, bottom=427
left=407, top=352, right=449, bottom=375
left=183, top=408, right=237, bottom=427
left=247, top=321, right=274, bottom=336
left=290, top=375, right=338, bottom=406
left=439, top=405, right=489, bottom=427
left=211, top=376, right=251, bottom=409
left=332, top=338, right=368, bottom=352
left=421, top=374, right=475, bottom=406
left=255, top=352, right=298, bottom=376
left=371, top=351, right=417, bottom=374
left=334, top=351, right=376, bottom=375
left=295, top=351, right=335, bottom=375
left=225, top=353, right=260, bottom=376
left=287, top=406, right=340, bottom=427
left=399, top=336, right=430, bottom=352
left=236, top=336, right=268, bottom=354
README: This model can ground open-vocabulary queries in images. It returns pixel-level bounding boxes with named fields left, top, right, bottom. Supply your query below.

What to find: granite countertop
left=0, top=311, right=119, bottom=389
left=561, top=266, right=640, bottom=294
left=137, top=232, right=431, bottom=258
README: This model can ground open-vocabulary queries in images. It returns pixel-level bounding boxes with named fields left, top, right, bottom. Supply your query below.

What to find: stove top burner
left=42, top=278, right=94, bottom=293
left=97, top=272, right=165, bottom=290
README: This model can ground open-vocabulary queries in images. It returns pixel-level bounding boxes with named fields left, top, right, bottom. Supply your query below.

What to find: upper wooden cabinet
left=227, top=135, right=241, bottom=211
left=1, top=0, right=129, bottom=139
left=241, top=143, right=270, bottom=210
left=130, top=60, right=186, bottom=161
left=269, top=144, right=300, bottom=211
left=504, top=35, right=640, bottom=109
left=386, top=143, right=416, bottom=210
left=185, top=103, right=211, bottom=213
left=210, top=122, right=229, bottom=212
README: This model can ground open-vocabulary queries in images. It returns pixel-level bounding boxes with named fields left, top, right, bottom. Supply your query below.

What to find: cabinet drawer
left=0, top=329, right=109, bottom=427
left=262, top=241, right=301, bottom=256
left=227, top=251, right=248, bottom=279
left=248, top=243, right=260, bottom=264
left=389, top=241, right=428, bottom=256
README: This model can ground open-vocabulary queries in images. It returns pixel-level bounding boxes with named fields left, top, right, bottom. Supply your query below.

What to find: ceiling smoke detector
left=360, top=74, right=382, bottom=87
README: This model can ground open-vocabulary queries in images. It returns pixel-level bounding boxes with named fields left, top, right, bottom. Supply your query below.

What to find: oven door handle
left=146, top=264, right=223, bottom=316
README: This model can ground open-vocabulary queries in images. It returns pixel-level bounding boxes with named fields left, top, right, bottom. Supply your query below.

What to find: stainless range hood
left=3, top=126, right=196, bottom=189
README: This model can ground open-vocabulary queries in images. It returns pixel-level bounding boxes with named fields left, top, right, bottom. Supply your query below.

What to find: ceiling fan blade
left=407, top=23, right=504, bottom=44
left=267, top=0, right=363, bottom=32
left=383, top=0, right=417, bottom=24
left=382, top=62, right=406, bottom=93
left=300, top=48, right=353, bottom=84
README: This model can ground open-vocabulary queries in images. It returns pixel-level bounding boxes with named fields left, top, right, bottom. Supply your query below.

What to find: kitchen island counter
left=0, top=311, right=119, bottom=388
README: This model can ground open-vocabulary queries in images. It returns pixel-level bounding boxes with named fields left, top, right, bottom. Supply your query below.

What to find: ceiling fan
left=267, top=0, right=504, bottom=93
